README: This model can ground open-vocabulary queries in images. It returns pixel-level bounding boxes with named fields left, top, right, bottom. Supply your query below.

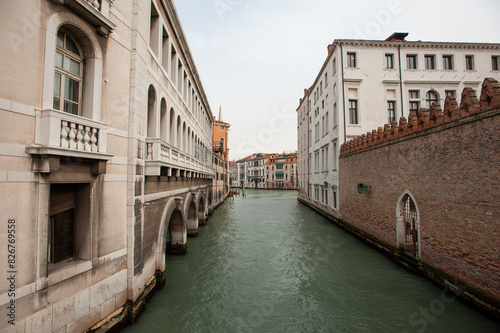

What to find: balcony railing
left=27, top=109, right=112, bottom=172
left=145, top=138, right=214, bottom=177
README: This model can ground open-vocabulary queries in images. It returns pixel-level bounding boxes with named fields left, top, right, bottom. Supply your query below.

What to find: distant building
left=266, top=152, right=297, bottom=190
left=229, top=161, right=238, bottom=187
left=212, top=107, right=230, bottom=208
left=298, top=32, right=500, bottom=217
left=247, top=153, right=267, bottom=189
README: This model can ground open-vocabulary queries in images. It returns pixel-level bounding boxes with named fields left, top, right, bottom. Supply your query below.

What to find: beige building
left=0, top=0, right=214, bottom=331
left=298, top=32, right=500, bottom=217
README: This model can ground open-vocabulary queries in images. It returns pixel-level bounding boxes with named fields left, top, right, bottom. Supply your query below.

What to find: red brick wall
left=339, top=79, right=500, bottom=302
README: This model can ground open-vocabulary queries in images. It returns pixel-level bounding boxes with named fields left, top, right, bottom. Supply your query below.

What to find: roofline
left=333, top=39, right=500, bottom=49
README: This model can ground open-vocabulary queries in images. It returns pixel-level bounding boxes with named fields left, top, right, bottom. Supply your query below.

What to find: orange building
left=212, top=107, right=231, bottom=207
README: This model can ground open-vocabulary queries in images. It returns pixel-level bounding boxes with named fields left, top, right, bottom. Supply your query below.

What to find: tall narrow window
left=387, top=101, right=396, bottom=123
left=409, top=101, right=420, bottom=112
left=149, top=3, right=160, bottom=56
left=406, top=55, right=417, bottom=69
left=347, top=52, right=356, bottom=67
left=465, top=55, right=474, bottom=70
left=349, top=100, right=359, bottom=124
left=54, top=30, right=83, bottom=115
left=409, top=90, right=420, bottom=112
left=385, top=53, right=394, bottom=69
left=443, top=55, right=454, bottom=70
left=424, top=55, right=435, bottom=70
left=492, top=56, right=499, bottom=71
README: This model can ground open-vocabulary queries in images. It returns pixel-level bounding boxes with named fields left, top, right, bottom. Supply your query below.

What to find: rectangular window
left=325, top=112, right=329, bottom=135
left=332, top=142, right=337, bottom=170
left=325, top=72, right=328, bottom=86
left=424, top=55, right=435, bottom=70
left=409, top=90, right=420, bottom=99
left=443, top=55, right=454, bottom=70
left=333, top=191, right=337, bottom=209
left=492, top=56, right=499, bottom=71
left=325, top=147, right=328, bottom=171
left=385, top=53, right=394, bottom=69
left=347, top=52, right=356, bottom=67
left=387, top=101, right=396, bottom=123
left=409, top=101, right=420, bottom=112
left=446, top=90, right=456, bottom=98
left=349, top=100, right=358, bottom=124
left=333, top=58, right=337, bottom=75
left=406, top=55, right=417, bottom=69
left=49, top=183, right=90, bottom=265
left=465, top=55, right=474, bottom=70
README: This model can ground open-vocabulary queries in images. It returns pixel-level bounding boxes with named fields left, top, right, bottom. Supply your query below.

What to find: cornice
left=334, top=39, right=500, bottom=50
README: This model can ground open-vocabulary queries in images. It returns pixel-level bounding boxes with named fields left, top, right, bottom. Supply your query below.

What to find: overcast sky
left=172, top=0, right=500, bottom=160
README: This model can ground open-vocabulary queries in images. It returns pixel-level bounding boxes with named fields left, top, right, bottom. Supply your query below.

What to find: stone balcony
left=50, top=0, right=116, bottom=36
left=26, top=109, right=113, bottom=173
left=145, top=138, right=214, bottom=178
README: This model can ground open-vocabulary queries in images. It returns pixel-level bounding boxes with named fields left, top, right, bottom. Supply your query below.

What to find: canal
left=123, top=190, right=499, bottom=333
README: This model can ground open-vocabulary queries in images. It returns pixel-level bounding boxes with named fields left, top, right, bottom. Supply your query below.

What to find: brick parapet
left=340, top=78, right=500, bottom=156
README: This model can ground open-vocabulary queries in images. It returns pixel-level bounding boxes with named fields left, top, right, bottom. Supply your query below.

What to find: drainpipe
left=340, top=43, right=347, bottom=143
left=398, top=44, right=404, bottom=118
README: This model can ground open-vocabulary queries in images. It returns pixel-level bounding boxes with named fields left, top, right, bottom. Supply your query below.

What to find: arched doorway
left=397, top=192, right=420, bottom=258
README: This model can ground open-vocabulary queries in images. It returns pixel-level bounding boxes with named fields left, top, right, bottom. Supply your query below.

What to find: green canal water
left=122, top=190, right=499, bottom=333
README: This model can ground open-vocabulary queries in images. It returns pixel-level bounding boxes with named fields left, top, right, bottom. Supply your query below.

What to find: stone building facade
left=0, top=0, right=215, bottom=331
left=266, top=153, right=297, bottom=190
left=338, top=78, right=500, bottom=317
left=212, top=108, right=230, bottom=208
left=298, top=32, right=500, bottom=219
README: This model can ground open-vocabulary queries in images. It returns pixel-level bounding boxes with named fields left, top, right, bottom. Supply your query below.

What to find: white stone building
left=235, top=157, right=250, bottom=188
left=0, top=0, right=214, bottom=331
left=298, top=33, right=500, bottom=216
left=247, top=153, right=267, bottom=189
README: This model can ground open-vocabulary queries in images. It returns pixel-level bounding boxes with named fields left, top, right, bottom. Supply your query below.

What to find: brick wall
left=339, top=78, right=500, bottom=306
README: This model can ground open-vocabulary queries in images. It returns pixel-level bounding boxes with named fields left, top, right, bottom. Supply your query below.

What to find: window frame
left=54, top=30, right=84, bottom=115
left=347, top=52, right=357, bottom=68
left=492, top=56, right=499, bottom=71
left=465, top=55, right=474, bottom=70
left=348, top=99, right=359, bottom=125
left=406, top=54, right=417, bottom=70
left=424, top=54, right=435, bottom=70
left=426, top=91, right=440, bottom=109
left=443, top=55, right=454, bottom=70
left=385, top=53, right=394, bottom=69
left=43, top=14, right=104, bottom=120
left=387, top=100, right=396, bottom=123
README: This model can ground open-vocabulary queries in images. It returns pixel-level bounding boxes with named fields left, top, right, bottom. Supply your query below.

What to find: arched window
left=425, top=91, right=439, bottom=109
left=54, top=30, right=83, bottom=115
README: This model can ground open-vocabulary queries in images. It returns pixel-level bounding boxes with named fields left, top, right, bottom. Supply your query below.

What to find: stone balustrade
left=27, top=108, right=110, bottom=161
left=145, top=138, right=214, bottom=177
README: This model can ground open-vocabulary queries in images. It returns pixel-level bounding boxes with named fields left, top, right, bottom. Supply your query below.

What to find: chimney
left=304, top=88, right=308, bottom=96
left=299, top=98, right=303, bottom=104
left=386, top=32, right=409, bottom=42
left=327, top=44, right=334, bottom=54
